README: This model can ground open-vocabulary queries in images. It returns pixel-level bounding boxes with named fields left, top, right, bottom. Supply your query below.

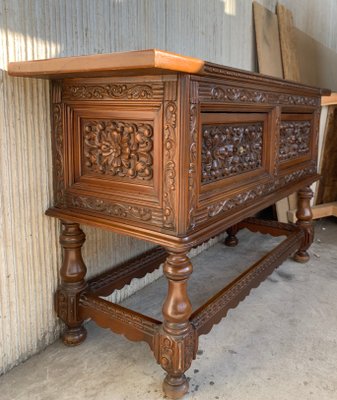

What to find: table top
left=7, top=49, right=330, bottom=96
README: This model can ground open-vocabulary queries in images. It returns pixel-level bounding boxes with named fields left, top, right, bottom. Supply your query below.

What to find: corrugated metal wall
left=0, top=0, right=336, bottom=376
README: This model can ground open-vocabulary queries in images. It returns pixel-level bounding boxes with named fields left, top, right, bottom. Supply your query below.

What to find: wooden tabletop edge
left=7, top=49, right=205, bottom=78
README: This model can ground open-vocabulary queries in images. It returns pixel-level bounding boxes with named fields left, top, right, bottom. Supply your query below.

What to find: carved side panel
left=83, top=119, right=153, bottom=181
left=279, top=120, right=311, bottom=162
left=201, top=122, right=263, bottom=184
left=52, top=82, right=66, bottom=208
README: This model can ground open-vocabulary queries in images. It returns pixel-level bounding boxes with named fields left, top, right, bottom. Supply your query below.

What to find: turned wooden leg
left=224, top=224, right=239, bottom=247
left=294, top=187, right=314, bottom=263
left=55, top=221, right=88, bottom=346
left=155, top=249, right=197, bottom=399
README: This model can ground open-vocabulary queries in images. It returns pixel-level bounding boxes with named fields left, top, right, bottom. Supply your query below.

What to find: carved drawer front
left=199, top=112, right=273, bottom=200
left=62, top=105, right=163, bottom=216
left=279, top=114, right=314, bottom=169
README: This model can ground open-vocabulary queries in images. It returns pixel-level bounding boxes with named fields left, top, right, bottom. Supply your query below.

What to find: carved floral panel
left=279, top=120, right=311, bottom=162
left=201, top=122, right=263, bottom=184
left=82, top=119, right=153, bottom=180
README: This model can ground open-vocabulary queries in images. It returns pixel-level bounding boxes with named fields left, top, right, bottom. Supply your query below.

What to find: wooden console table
left=9, top=50, right=328, bottom=399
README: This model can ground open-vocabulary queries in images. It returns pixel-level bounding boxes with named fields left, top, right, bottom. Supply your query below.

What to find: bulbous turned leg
left=224, top=224, right=239, bottom=247
left=55, top=221, right=88, bottom=346
left=155, top=249, right=197, bottom=399
left=294, top=187, right=314, bottom=263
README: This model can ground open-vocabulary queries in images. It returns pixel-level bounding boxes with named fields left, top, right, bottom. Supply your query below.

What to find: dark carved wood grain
left=201, top=122, right=263, bottom=183
left=83, top=119, right=153, bottom=180
left=279, top=120, right=311, bottom=161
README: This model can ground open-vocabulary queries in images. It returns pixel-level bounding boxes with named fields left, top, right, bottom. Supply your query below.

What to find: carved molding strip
left=83, top=120, right=153, bottom=180
left=88, top=247, right=167, bottom=296
left=188, top=104, right=198, bottom=229
left=53, top=102, right=66, bottom=207
left=279, top=120, right=311, bottom=161
left=63, top=84, right=155, bottom=100
left=201, top=122, right=263, bottom=184
left=80, top=294, right=160, bottom=348
left=163, top=100, right=177, bottom=229
left=71, top=195, right=152, bottom=221
left=199, top=84, right=319, bottom=106
left=203, top=64, right=320, bottom=102
left=207, top=165, right=317, bottom=218
left=191, top=225, right=303, bottom=335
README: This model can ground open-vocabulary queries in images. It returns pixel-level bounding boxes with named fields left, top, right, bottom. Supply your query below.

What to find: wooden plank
left=253, top=1, right=283, bottom=78
left=253, top=2, right=288, bottom=222
left=275, top=197, right=290, bottom=223
left=313, top=105, right=329, bottom=205
left=277, top=3, right=301, bottom=82
left=322, top=93, right=337, bottom=106
left=294, top=28, right=337, bottom=91
left=316, top=107, right=337, bottom=204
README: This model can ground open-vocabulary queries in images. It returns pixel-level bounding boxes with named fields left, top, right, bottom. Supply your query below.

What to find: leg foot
left=155, top=249, right=197, bottom=399
left=62, top=326, right=87, bottom=346
left=294, top=187, right=313, bottom=263
left=55, top=221, right=88, bottom=345
left=224, top=224, right=239, bottom=247
left=293, top=250, right=310, bottom=263
left=163, top=374, right=189, bottom=399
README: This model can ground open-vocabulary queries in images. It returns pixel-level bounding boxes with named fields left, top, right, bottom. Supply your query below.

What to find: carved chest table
left=9, top=50, right=328, bottom=399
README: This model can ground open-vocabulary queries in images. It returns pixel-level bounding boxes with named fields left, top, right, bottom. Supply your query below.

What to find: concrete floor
left=1, top=218, right=337, bottom=400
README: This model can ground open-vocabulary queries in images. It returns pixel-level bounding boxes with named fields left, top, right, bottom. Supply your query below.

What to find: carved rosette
left=63, top=84, right=154, bottom=100
left=201, top=122, right=263, bottom=183
left=154, top=325, right=197, bottom=375
left=188, top=104, right=198, bottom=229
left=163, top=101, right=177, bottom=229
left=71, top=195, right=152, bottom=221
left=279, top=120, right=311, bottom=161
left=83, top=120, right=153, bottom=180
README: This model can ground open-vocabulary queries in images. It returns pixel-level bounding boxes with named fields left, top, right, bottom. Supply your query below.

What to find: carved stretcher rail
left=84, top=219, right=303, bottom=347
left=88, top=246, right=167, bottom=297
left=190, top=219, right=304, bottom=336
left=79, top=293, right=161, bottom=350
